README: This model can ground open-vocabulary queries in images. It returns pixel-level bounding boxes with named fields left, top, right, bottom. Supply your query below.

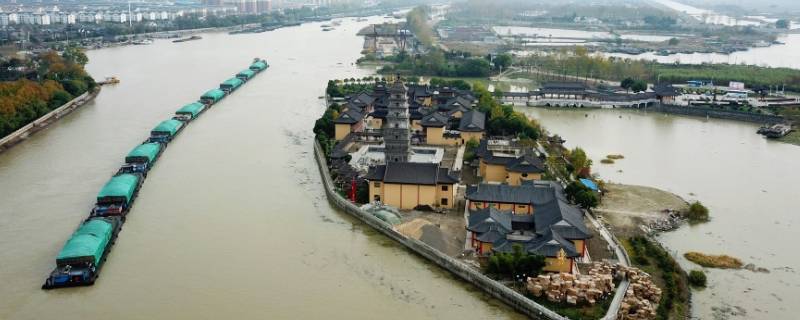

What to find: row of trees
left=380, top=50, right=494, bottom=78
left=0, top=46, right=95, bottom=137
left=517, top=47, right=800, bottom=92
left=472, top=83, right=541, bottom=139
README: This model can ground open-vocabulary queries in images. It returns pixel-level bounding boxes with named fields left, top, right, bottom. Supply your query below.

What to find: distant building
left=475, top=139, right=546, bottom=185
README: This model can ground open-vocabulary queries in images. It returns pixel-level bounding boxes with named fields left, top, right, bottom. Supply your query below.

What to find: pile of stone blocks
left=526, top=262, right=616, bottom=306
left=618, top=267, right=662, bottom=320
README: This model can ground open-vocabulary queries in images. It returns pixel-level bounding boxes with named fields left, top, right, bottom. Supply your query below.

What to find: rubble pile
left=618, top=267, right=662, bottom=320
left=525, top=262, right=616, bottom=306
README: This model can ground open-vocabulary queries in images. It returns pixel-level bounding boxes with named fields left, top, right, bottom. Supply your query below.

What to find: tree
left=631, top=80, right=647, bottom=92
left=668, top=37, right=679, bottom=46
left=621, top=77, right=635, bottom=90
left=486, top=244, right=546, bottom=280
left=494, top=53, right=512, bottom=71
left=568, top=147, right=591, bottom=175
left=565, top=181, right=599, bottom=209
left=776, top=19, right=790, bottom=29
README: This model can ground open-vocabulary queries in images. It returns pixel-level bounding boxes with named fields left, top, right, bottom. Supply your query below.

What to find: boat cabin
left=119, top=142, right=162, bottom=175
left=200, top=89, right=226, bottom=105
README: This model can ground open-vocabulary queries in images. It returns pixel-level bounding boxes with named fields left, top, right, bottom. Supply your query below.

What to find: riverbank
left=0, top=88, right=99, bottom=154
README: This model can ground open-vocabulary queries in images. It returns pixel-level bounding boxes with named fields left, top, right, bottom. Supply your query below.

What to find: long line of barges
left=41, top=58, right=270, bottom=290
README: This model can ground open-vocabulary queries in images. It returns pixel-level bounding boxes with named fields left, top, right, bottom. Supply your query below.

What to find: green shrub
left=686, top=201, right=709, bottom=223
left=688, top=270, right=707, bottom=287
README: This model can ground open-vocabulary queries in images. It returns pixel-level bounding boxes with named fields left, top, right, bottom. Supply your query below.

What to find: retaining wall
left=651, top=103, right=785, bottom=124
left=313, top=141, right=568, bottom=320
left=0, top=89, right=98, bottom=153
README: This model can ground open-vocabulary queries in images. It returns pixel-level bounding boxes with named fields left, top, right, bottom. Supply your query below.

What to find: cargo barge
left=42, top=57, right=269, bottom=289
left=42, top=217, right=123, bottom=289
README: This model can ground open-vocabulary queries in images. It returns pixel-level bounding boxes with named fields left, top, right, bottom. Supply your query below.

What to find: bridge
left=500, top=91, right=660, bottom=109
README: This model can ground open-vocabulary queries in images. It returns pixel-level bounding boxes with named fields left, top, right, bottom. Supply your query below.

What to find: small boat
left=131, top=39, right=153, bottom=45
left=322, top=27, right=334, bottom=32
left=99, top=76, right=120, bottom=85
left=173, top=35, right=202, bottom=43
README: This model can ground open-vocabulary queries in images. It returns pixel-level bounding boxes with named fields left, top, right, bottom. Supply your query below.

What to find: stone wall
left=651, top=103, right=785, bottom=124
left=0, top=89, right=98, bottom=153
left=313, top=141, right=568, bottom=320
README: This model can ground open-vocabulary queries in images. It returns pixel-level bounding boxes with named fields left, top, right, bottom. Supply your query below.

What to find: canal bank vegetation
left=688, top=270, right=707, bottom=288
left=684, top=252, right=744, bottom=269
left=0, top=47, right=95, bottom=137
left=515, top=47, right=800, bottom=92
left=685, top=201, right=710, bottom=224
left=624, top=236, right=690, bottom=320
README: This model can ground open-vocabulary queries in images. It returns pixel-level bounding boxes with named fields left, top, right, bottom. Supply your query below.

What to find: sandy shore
left=594, top=183, right=689, bottom=237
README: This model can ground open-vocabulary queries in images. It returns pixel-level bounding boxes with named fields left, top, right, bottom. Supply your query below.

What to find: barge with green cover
left=91, top=173, right=143, bottom=218
left=173, top=102, right=207, bottom=122
left=119, top=142, right=164, bottom=176
left=200, top=88, right=226, bottom=105
left=148, top=119, right=185, bottom=143
left=42, top=217, right=122, bottom=289
left=219, top=77, right=244, bottom=93
left=43, top=57, right=270, bottom=289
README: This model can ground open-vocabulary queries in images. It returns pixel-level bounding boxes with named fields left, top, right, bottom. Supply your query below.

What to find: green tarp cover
left=126, top=143, right=161, bottom=162
left=176, top=102, right=205, bottom=117
left=237, top=69, right=255, bottom=79
left=250, top=61, right=267, bottom=70
left=201, top=89, right=225, bottom=102
left=152, top=119, right=183, bottom=136
left=97, top=173, right=139, bottom=203
left=373, top=210, right=401, bottom=225
left=221, top=77, right=243, bottom=88
left=57, top=219, right=113, bottom=265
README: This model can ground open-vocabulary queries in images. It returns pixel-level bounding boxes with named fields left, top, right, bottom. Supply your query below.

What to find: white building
left=33, top=13, right=50, bottom=25
left=0, top=14, right=9, bottom=26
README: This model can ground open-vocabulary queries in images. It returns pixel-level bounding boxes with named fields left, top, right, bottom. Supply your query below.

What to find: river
left=518, top=107, right=800, bottom=320
left=0, top=17, right=524, bottom=320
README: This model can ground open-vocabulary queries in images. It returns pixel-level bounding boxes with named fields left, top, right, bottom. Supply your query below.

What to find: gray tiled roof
left=467, top=207, right=513, bottom=233
left=333, top=109, right=364, bottom=124
left=459, top=110, right=485, bottom=132
left=506, top=154, right=545, bottom=173
left=364, top=162, right=459, bottom=185
left=420, top=112, right=449, bottom=127
left=466, top=182, right=558, bottom=205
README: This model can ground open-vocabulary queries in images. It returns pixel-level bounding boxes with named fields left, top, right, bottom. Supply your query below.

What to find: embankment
left=652, top=104, right=785, bottom=124
left=0, top=88, right=99, bottom=153
left=313, top=141, right=567, bottom=320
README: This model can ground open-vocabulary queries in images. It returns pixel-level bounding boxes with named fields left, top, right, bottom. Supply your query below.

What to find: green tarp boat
left=236, top=69, right=255, bottom=79
left=125, top=143, right=161, bottom=163
left=151, top=119, right=183, bottom=136
left=175, top=102, right=206, bottom=118
left=201, top=89, right=225, bottom=103
left=250, top=61, right=268, bottom=71
left=56, top=219, right=114, bottom=266
left=220, top=77, right=244, bottom=90
left=97, top=174, right=140, bottom=204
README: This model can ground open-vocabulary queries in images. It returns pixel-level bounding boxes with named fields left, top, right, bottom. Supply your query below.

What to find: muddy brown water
left=519, top=107, right=800, bottom=320
left=0, top=17, right=525, bottom=320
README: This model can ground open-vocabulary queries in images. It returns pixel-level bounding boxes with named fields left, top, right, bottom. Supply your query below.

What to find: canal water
left=518, top=107, right=800, bottom=320
left=0, top=17, right=524, bottom=320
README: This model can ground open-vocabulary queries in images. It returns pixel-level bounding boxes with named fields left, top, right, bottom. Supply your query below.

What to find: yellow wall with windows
left=373, top=182, right=457, bottom=210
left=335, top=123, right=351, bottom=141
left=436, top=184, right=456, bottom=208
left=506, top=172, right=542, bottom=186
